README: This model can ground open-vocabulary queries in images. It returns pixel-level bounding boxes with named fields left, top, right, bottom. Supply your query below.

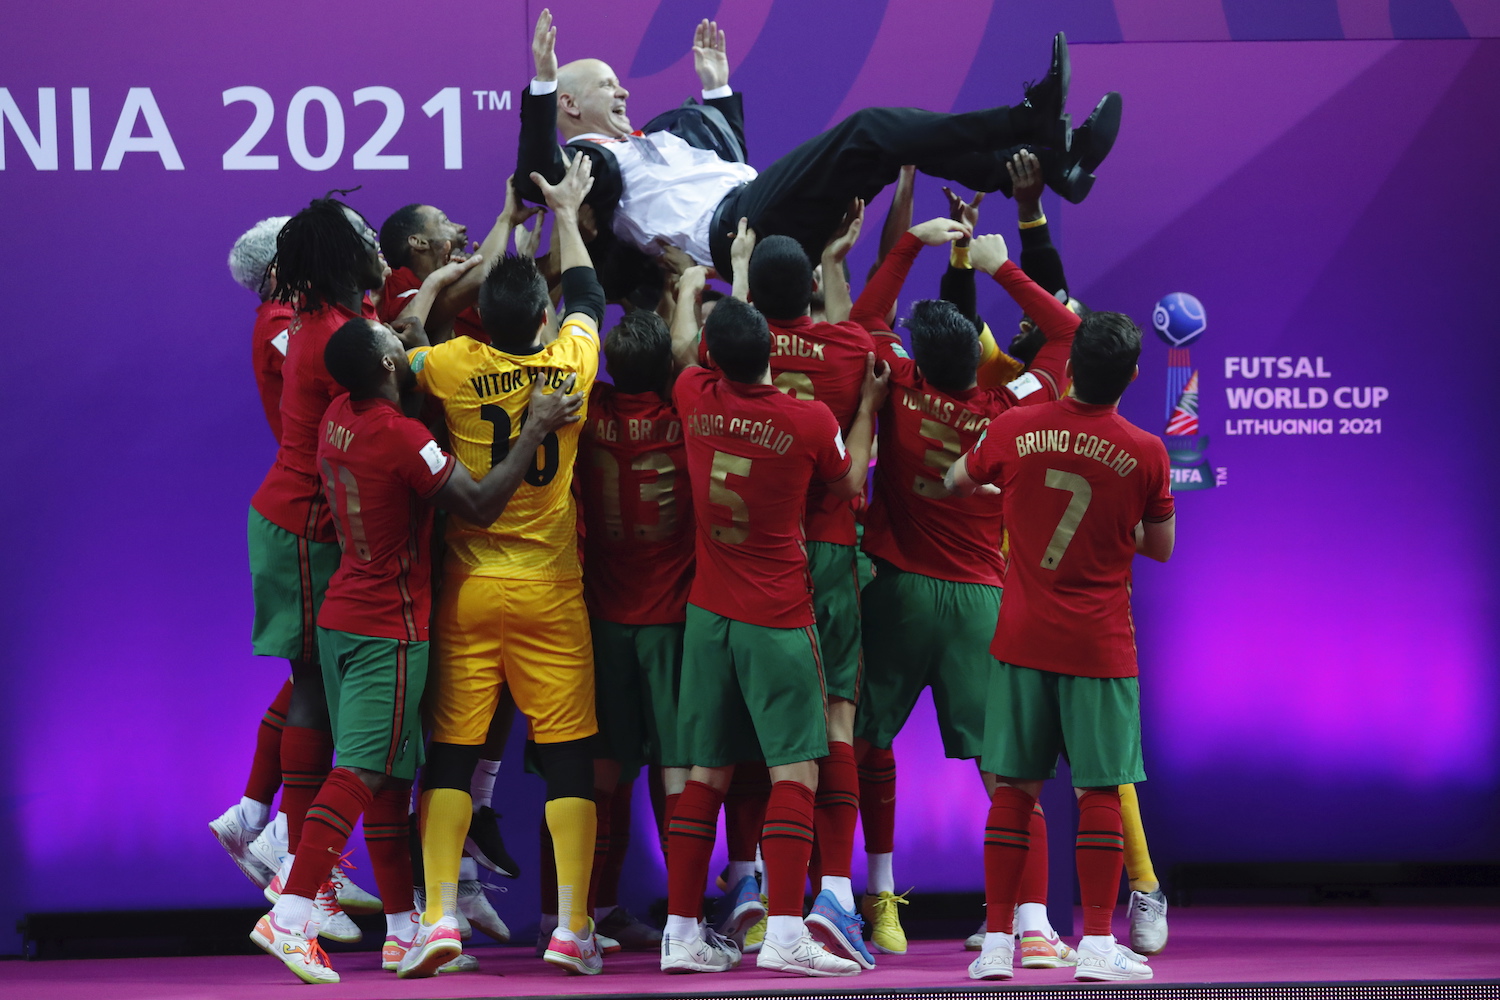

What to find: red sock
left=762, top=781, right=815, bottom=917
left=280, top=726, right=334, bottom=853
left=857, top=744, right=896, bottom=854
left=539, top=817, right=558, bottom=916
left=587, top=786, right=614, bottom=913
left=244, top=679, right=292, bottom=804
left=1018, top=802, right=1049, bottom=906
left=724, top=761, right=770, bottom=863
left=599, top=779, right=633, bottom=908
left=286, top=767, right=371, bottom=899
left=666, top=780, right=724, bottom=919
left=364, top=783, right=415, bottom=914
left=814, top=742, right=859, bottom=879
left=983, top=785, right=1036, bottom=933
left=1076, top=789, right=1125, bottom=936
left=660, top=792, right=680, bottom=863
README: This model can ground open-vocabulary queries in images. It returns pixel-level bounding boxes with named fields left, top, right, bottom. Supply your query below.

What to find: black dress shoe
left=1043, top=92, right=1122, bottom=204
left=1019, top=32, right=1071, bottom=150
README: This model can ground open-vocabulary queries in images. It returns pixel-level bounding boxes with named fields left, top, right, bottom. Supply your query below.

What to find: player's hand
left=514, top=210, right=546, bottom=259
left=1006, top=150, right=1044, bottom=211
left=968, top=233, right=1009, bottom=274
left=676, top=265, right=709, bottom=301
left=575, top=202, right=598, bottom=243
left=388, top=315, right=430, bottom=349
left=530, top=152, right=594, bottom=216
left=503, top=174, right=543, bottom=229
left=823, top=199, right=865, bottom=262
left=425, top=252, right=485, bottom=289
left=693, top=19, right=729, bottom=91
left=860, top=352, right=891, bottom=412
left=529, top=372, right=584, bottom=432
left=908, top=217, right=972, bottom=247
left=942, top=186, right=985, bottom=248
left=654, top=240, right=698, bottom=277
left=533, top=8, right=558, bottom=83
left=729, top=217, right=756, bottom=272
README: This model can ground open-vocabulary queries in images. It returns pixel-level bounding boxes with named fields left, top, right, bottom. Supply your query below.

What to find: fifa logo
left=1152, top=293, right=1218, bottom=490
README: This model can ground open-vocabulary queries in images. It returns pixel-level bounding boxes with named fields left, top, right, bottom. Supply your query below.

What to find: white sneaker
left=660, top=928, right=738, bottom=973
left=382, top=912, right=421, bottom=970
left=1075, top=935, right=1153, bottom=981
left=397, top=915, right=462, bottom=979
left=967, top=933, right=1015, bottom=980
left=1019, top=927, right=1079, bottom=968
left=963, top=918, right=986, bottom=951
left=597, top=930, right=621, bottom=953
left=458, top=880, right=511, bottom=943
left=328, top=866, right=381, bottom=914
left=416, top=886, right=472, bottom=939
left=251, top=910, right=339, bottom=984
left=263, top=855, right=292, bottom=904
left=248, top=814, right=288, bottom=878
left=1129, top=889, right=1169, bottom=955
left=440, top=952, right=479, bottom=972
left=314, top=878, right=363, bottom=944
left=209, top=805, right=273, bottom=888
left=544, top=918, right=604, bottom=975
left=756, top=931, right=861, bottom=977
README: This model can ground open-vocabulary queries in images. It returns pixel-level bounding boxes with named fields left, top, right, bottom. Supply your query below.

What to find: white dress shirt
left=533, top=79, right=757, bottom=265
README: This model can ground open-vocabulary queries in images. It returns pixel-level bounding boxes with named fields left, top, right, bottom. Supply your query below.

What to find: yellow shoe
left=860, top=889, right=910, bottom=955
left=741, top=898, right=768, bottom=954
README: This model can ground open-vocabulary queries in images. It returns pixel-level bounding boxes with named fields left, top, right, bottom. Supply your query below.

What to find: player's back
left=672, top=366, right=850, bottom=629
left=767, top=315, right=874, bottom=545
left=251, top=298, right=296, bottom=442
left=252, top=301, right=371, bottom=541
left=976, top=398, right=1173, bottom=677
left=578, top=383, right=694, bottom=625
left=315, top=394, right=454, bottom=641
left=409, top=322, right=599, bottom=581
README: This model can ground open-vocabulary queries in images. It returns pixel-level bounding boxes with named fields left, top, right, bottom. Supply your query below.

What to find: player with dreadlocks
left=244, top=196, right=459, bottom=943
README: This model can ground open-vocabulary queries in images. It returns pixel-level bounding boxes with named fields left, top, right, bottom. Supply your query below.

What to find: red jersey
left=379, top=266, right=489, bottom=344
left=765, top=316, right=875, bottom=546
left=251, top=299, right=295, bottom=442
left=316, top=395, right=456, bottom=640
left=673, top=366, right=851, bottom=629
left=965, top=398, right=1174, bottom=678
left=577, top=384, right=694, bottom=625
left=860, top=257, right=1081, bottom=586
left=251, top=299, right=376, bottom=542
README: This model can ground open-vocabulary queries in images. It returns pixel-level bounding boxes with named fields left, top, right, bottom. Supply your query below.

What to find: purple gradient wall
left=4, top=0, right=1498, bottom=954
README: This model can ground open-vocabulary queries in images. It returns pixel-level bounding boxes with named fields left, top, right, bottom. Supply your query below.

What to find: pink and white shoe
left=1020, top=928, right=1079, bottom=968
left=396, top=915, right=462, bottom=979
left=544, top=918, right=603, bottom=975
left=250, top=910, right=339, bottom=985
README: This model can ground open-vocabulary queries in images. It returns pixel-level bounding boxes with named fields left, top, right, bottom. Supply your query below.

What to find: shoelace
left=874, top=889, right=913, bottom=915
left=316, top=851, right=356, bottom=914
left=290, top=937, right=335, bottom=970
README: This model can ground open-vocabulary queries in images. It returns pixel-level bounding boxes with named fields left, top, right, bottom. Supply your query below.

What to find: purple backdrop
left=5, top=0, right=1499, bottom=954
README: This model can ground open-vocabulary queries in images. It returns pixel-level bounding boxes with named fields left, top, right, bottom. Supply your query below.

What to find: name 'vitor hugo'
left=1015, top=429, right=1139, bottom=478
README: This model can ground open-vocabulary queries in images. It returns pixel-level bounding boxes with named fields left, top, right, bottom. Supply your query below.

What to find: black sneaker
left=464, top=805, right=520, bottom=878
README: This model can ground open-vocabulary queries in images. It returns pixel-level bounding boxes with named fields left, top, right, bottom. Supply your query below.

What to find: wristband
left=949, top=245, right=972, bottom=269
left=1018, top=214, right=1048, bottom=230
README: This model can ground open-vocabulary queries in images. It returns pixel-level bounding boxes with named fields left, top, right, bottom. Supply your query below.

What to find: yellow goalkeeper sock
left=1119, top=783, right=1159, bottom=893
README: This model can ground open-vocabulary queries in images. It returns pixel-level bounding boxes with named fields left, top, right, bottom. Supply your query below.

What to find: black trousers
left=710, top=105, right=1022, bottom=278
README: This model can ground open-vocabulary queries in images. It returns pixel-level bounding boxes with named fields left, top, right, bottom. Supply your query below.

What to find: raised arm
left=671, top=266, right=709, bottom=371
left=819, top=200, right=863, bottom=324
left=728, top=218, right=755, bottom=302
left=436, top=374, right=584, bottom=525
left=531, top=153, right=605, bottom=329
left=393, top=254, right=486, bottom=347
left=1008, top=150, right=1070, bottom=298
left=850, top=217, right=970, bottom=331
left=938, top=185, right=985, bottom=326
left=827, top=353, right=890, bottom=500
left=426, top=177, right=541, bottom=333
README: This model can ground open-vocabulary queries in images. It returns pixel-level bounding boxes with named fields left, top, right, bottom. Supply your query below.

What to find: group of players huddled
left=212, top=10, right=1176, bottom=987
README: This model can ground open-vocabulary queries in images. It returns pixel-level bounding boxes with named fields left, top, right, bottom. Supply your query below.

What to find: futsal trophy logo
left=1153, top=292, right=1216, bottom=490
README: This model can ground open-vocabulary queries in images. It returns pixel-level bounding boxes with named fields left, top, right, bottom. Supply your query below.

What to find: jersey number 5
left=480, top=403, right=560, bottom=487
left=708, top=451, right=752, bottom=544
left=1041, top=469, right=1091, bottom=570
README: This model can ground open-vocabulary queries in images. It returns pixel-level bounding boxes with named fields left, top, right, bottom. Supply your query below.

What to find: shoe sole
left=464, top=836, right=520, bottom=878
left=870, top=940, right=907, bottom=955
left=804, top=914, right=876, bottom=970
left=757, top=955, right=860, bottom=978
left=319, top=922, right=362, bottom=944
left=397, top=941, right=462, bottom=979
left=209, top=823, right=273, bottom=889
left=467, top=920, right=512, bottom=944
left=1074, top=92, right=1122, bottom=174
left=721, top=899, right=767, bottom=939
left=1076, top=963, right=1154, bottom=981
left=334, top=891, right=383, bottom=915
left=662, top=958, right=733, bottom=974
left=543, top=949, right=602, bottom=975
left=1023, top=957, right=1073, bottom=969
left=250, top=928, right=339, bottom=985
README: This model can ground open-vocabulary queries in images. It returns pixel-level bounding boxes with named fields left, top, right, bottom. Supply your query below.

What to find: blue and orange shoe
left=805, top=889, right=876, bottom=969
left=719, top=874, right=767, bottom=943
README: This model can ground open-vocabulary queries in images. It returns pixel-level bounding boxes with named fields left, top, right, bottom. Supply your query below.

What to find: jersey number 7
left=1041, top=469, right=1091, bottom=570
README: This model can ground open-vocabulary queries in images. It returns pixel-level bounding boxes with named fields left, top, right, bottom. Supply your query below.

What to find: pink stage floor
left=1, top=907, right=1497, bottom=1000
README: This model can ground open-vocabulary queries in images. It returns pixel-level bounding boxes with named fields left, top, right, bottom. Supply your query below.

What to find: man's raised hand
left=824, top=199, right=865, bottom=263
left=530, top=152, right=594, bottom=215
left=1006, top=150, right=1045, bottom=209
left=908, top=217, right=972, bottom=246
left=968, top=234, right=1009, bottom=274
left=693, top=19, right=729, bottom=91
left=533, top=8, right=558, bottom=83
left=860, top=352, right=892, bottom=413
left=529, top=373, right=584, bottom=432
left=729, top=217, right=756, bottom=272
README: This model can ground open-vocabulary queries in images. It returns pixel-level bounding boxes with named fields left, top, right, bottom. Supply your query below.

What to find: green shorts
left=678, top=604, right=829, bottom=767
left=854, top=563, right=998, bottom=759
left=980, top=660, right=1145, bottom=787
left=248, top=508, right=340, bottom=663
left=318, top=628, right=429, bottom=781
left=592, top=619, right=687, bottom=769
left=853, top=522, right=876, bottom=591
left=807, top=541, right=863, bottom=703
